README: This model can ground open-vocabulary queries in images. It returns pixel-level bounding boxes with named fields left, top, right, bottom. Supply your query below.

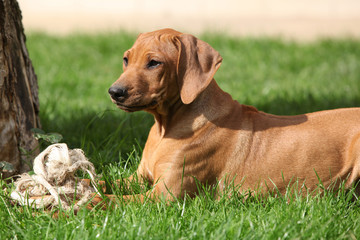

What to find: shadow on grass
left=40, top=109, right=153, bottom=167
left=253, top=91, right=360, bottom=115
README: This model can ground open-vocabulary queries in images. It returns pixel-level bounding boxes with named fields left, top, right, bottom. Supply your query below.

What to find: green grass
left=1, top=31, right=360, bottom=239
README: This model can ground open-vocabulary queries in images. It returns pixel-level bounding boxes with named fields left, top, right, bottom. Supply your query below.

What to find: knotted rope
left=10, top=143, right=100, bottom=211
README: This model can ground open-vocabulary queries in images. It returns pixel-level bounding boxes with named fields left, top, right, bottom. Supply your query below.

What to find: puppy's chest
left=142, top=127, right=245, bottom=181
left=142, top=137, right=185, bottom=178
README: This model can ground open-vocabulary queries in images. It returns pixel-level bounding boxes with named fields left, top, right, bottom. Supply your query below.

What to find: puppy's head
left=108, top=28, right=222, bottom=113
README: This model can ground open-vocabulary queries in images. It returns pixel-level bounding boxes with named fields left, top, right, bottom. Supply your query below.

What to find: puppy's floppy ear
left=176, top=34, right=222, bottom=104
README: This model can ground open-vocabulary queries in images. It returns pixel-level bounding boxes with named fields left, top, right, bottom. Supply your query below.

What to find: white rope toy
left=10, top=143, right=101, bottom=211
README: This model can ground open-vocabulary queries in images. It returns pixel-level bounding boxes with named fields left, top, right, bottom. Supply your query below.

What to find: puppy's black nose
left=108, top=86, right=128, bottom=101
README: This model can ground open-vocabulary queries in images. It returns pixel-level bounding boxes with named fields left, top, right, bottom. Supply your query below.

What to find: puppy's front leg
left=89, top=186, right=170, bottom=208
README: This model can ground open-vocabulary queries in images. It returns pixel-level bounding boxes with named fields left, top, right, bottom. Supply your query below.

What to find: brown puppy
left=108, top=28, right=360, bottom=201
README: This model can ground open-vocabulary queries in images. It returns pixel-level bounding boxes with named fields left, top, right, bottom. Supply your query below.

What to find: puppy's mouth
left=114, top=100, right=157, bottom=112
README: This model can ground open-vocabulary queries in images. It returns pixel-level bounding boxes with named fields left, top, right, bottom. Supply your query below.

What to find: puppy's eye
left=123, top=57, right=128, bottom=67
left=147, top=60, right=162, bottom=69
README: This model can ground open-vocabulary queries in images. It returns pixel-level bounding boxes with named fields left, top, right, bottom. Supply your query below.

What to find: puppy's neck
left=148, top=80, right=234, bottom=138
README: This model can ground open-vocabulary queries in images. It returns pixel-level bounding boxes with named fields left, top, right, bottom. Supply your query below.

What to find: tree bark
left=0, top=0, right=40, bottom=178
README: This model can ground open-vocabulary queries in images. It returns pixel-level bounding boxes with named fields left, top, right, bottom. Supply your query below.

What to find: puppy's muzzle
left=108, top=86, right=128, bottom=102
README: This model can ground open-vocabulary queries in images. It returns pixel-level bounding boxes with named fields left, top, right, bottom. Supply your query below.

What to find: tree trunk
left=0, top=0, right=40, bottom=178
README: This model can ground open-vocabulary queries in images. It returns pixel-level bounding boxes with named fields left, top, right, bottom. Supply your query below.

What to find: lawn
left=1, top=31, right=360, bottom=239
